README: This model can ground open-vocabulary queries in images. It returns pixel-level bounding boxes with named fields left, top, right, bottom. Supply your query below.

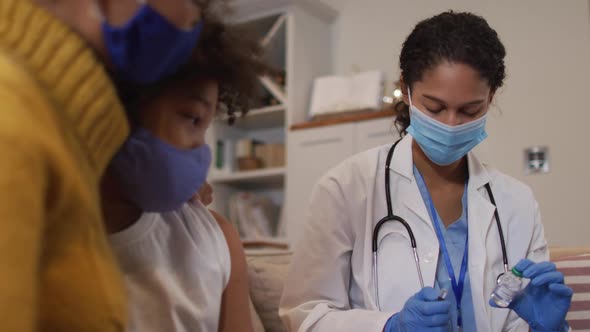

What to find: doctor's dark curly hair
left=120, top=2, right=273, bottom=125
left=395, top=11, right=506, bottom=135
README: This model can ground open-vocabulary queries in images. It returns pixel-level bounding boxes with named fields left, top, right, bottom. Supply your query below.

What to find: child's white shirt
left=109, top=202, right=231, bottom=332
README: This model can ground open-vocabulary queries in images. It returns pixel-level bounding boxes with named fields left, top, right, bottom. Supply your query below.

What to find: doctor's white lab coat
left=279, top=135, right=548, bottom=332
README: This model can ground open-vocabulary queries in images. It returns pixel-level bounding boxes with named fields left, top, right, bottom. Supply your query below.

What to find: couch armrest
left=551, top=249, right=590, bottom=331
left=550, top=247, right=590, bottom=261
left=247, top=250, right=292, bottom=332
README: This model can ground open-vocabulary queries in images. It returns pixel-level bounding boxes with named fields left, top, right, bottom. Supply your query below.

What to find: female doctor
left=279, top=11, right=573, bottom=332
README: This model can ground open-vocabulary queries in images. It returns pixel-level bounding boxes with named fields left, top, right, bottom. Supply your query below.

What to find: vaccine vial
left=490, top=267, right=524, bottom=308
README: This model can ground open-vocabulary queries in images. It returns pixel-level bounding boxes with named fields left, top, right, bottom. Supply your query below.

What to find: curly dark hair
left=395, top=11, right=506, bottom=134
left=120, top=2, right=273, bottom=125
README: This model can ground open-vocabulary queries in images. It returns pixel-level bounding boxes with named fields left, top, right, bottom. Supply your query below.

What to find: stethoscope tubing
left=372, top=139, right=509, bottom=310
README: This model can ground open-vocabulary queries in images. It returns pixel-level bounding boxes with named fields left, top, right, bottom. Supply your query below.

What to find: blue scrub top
left=413, top=165, right=476, bottom=332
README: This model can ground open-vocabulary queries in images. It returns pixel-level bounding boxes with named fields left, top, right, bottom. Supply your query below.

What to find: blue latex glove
left=385, top=287, right=451, bottom=332
left=490, top=259, right=573, bottom=332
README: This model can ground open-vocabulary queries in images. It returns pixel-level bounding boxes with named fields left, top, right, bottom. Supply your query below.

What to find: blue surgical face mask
left=406, top=88, right=488, bottom=165
left=111, top=128, right=211, bottom=212
left=101, top=0, right=203, bottom=84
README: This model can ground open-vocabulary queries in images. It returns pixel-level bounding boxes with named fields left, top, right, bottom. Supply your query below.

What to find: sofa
left=246, top=247, right=590, bottom=332
left=247, top=249, right=292, bottom=332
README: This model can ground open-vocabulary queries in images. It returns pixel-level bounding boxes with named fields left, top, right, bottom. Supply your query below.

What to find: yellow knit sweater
left=0, top=0, right=129, bottom=331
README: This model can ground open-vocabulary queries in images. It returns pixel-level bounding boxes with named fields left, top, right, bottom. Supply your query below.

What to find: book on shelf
left=254, top=143, right=285, bottom=168
left=216, top=138, right=285, bottom=173
left=214, top=139, right=235, bottom=173
left=235, top=138, right=267, bottom=159
left=229, top=192, right=280, bottom=240
left=309, top=70, right=384, bottom=118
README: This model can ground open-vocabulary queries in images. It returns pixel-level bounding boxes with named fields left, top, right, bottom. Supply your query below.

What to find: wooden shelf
left=231, top=104, right=286, bottom=130
left=210, top=167, right=285, bottom=188
left=290, top=109, right=397, bottom=131
left=242, top=237, right=290, bottom=250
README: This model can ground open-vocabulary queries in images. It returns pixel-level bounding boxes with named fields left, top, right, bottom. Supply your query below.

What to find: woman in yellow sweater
left=0, top=0, right=203, bottom=331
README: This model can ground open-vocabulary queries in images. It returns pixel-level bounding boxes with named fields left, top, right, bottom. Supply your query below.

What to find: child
left=101, top=14, right=270, bottom=332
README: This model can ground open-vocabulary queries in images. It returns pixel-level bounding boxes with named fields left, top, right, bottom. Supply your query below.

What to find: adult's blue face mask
left=111, top=128, right=211, bottom=212
left=101, top=0, right=203, bottom=84
left=406, top=88, right=488, bottom=166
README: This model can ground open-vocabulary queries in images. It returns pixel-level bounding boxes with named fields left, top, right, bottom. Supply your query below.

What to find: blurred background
left=207, top=0, right=590, bottom=247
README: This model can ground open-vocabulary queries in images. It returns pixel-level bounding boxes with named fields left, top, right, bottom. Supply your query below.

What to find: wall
left=320, top=0, right=590, bottom=246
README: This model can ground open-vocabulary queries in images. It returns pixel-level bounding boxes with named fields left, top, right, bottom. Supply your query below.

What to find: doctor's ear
left=399, top=77, right=410, bottom=105
left=488, top=90, right=496, bottom=105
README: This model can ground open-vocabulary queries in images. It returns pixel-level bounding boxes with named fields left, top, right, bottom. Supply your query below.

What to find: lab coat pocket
left=375, top=222, right=423, bottom=312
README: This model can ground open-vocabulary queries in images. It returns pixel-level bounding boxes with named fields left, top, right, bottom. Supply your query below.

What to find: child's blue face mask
left=100, top=0, right=203, bottom=84
left=406, top=88, right=488, bottom=166
left=111, top=128, right=211, bottom=212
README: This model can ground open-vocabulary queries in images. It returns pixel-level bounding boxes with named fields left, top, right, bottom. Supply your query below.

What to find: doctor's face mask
left=404, top=61, right=493, bottom=166
left=406, top=87, right=488, bottom=166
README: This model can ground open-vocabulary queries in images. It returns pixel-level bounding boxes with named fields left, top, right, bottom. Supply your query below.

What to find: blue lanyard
left=425, top=186, right=469, bottom=329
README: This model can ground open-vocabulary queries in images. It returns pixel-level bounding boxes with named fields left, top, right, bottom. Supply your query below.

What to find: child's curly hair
left=121, top=1, right=274, bottom=124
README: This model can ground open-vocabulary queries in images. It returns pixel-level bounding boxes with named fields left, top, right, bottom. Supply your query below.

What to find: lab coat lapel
left=385, top=135, right=438, bottom=291
left=403, top=185, right=434, bottom=231
left=467, top=152, right=496, bottom=332
left=388, top=135, right=434, bottom=231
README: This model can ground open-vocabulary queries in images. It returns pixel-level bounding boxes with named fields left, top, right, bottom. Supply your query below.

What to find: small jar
left=490, top=267, right=524, bottom=308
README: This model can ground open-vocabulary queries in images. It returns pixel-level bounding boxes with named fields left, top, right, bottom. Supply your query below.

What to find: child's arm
left=210, top=210, right=254, bottom=332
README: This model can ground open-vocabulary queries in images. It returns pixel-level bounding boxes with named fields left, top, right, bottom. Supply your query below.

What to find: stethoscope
left=372, top=139, right=509, bottom=310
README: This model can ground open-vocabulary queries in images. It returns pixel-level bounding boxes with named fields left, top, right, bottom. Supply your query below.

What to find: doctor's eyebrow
left=423, top=94, right=485, bottom=107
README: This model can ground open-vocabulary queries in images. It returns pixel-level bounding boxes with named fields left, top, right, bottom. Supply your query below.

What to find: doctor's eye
left=461, top=107, right=484, bottom=117
left=426, top=107, right=444, bottom=114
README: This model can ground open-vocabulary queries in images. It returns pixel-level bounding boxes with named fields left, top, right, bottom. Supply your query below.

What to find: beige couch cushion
left=245, top=247, right=590, bottom=331
left=246, top=250, right=292, bottom=332
left=249, top=296, right=265, bottom=332
left=550, top=247, right=590, bottom=260
left=553, top=249, right=590, bottom=331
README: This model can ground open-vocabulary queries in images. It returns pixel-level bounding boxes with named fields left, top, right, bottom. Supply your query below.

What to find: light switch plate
left=524, top=146, right=550, bottom=175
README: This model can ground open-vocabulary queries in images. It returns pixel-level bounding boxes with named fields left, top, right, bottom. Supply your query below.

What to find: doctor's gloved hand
left=491, top=259, right=573, bottom=332
left=384, top=287, right=451, bottom=332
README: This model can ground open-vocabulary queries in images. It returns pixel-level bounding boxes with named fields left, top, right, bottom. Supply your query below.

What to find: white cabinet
left=356, top=118, right=398, bottom=153
left=285, top=123, right=355, bottom=243
left=284, top=117, right=400, bottom=245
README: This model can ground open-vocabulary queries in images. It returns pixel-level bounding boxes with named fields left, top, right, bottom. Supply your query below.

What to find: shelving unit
left=206, top=0, right=337, bottom=243
left=228, top=104, right=286, bottom=130
left=209, top=167, right=286, bottom=188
